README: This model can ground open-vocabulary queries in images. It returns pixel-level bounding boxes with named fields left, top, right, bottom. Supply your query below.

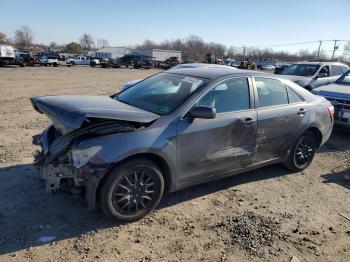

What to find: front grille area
left=324, top=96, right=350, bottom=111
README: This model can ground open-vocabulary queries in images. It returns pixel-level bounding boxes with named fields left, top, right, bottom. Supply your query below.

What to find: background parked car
left=90, top=57, right=107, bottom=67
left=261, top=64, right=275, bottom=70
left=0, top=44, right=16, bottom=66
left=274, top=64, right=291, bottom=74
left=16, top=52, right=35, bottom=67
left=312, top=70, right=350, bottom=127
left=66, top=56, right=90, bottom=65
left=279, top=62, right=349, bottom=90
left=39, top=55, right=58, bottom=66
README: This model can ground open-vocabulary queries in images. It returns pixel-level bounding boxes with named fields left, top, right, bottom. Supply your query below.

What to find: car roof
left=293, top=61, right=348, bottom=66
left=167, top=67, right=272, bottom=79
left=169, top=63, right=237, bottom=70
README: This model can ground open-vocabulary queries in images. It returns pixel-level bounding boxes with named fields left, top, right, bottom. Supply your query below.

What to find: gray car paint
left=31, top=95, right=159, bottom=134
left=32, top=69, right=334, bottom=209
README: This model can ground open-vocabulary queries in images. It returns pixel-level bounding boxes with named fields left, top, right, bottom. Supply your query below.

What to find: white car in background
left=0, top=44, right=16, bottom=66
left=39, top=55, right=58, bottom=66
left=261, top=65, right=275, bottom=70
left=66, top=56, right=90, bottom=65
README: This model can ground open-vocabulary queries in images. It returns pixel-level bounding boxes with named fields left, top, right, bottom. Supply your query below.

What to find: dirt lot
left=0, top=66, right=349, bottom=262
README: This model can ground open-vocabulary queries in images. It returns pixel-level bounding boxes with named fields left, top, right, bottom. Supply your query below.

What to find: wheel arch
left=305, top=126, right=323, bottom=148
left=95, top=152, right=173, bottom=208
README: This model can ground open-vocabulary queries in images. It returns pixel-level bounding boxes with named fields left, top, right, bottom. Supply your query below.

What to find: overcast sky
left=1, top=0, right=349, bottom=54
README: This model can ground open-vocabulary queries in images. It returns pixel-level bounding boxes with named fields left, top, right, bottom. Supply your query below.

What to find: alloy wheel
left=294, top=136, right=315, bottom=168
left=112, top=171, right=160, bottom=216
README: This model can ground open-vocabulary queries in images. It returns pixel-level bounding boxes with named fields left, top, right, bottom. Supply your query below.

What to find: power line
left=236, top=39, right=350, bottom=49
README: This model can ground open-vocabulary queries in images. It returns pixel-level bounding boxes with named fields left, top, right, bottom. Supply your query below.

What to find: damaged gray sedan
left=32, top=67, right=334, bottom=221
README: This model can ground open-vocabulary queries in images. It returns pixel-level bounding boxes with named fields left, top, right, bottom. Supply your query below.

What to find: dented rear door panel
left=254, top=103, right=310, bottom=162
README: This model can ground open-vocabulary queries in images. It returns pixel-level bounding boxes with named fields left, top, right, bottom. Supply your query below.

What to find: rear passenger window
left=255, top=78, right=288, bottom=107
left=287, top=87, right=303, bottom=103
left=331, top=65, right=343, bottom=76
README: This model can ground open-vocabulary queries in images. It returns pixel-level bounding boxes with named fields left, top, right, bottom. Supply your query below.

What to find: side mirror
left=188, top=106, right=216, bottom=119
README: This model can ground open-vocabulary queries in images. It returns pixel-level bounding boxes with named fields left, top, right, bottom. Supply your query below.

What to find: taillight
left=327, top=105, right=334, bottom=122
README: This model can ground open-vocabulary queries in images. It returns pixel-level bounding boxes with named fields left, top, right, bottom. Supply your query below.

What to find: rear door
left=253, top=77, right=310, bottom=163
left=176, top=77, right=257, bottom=182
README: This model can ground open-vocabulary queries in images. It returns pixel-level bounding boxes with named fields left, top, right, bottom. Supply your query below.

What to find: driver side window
left=319, top=66, right=329, bottom=77
left=197, top=78, right=250, bottom=113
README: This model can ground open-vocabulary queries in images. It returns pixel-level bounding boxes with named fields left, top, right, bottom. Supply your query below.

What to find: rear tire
left=99, top=158, right=164, bottom=221
left=283, top=131, right=317, bottom=171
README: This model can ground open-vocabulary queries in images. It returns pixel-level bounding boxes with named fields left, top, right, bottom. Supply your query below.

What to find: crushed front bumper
left=33, top=126, right=111, bottom=209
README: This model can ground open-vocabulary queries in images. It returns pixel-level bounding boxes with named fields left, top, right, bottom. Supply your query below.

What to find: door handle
left=244, top=117, right=256, bottom=126
left=297, top=108, right=307, bottom=115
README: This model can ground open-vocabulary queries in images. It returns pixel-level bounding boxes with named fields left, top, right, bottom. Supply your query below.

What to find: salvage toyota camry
left=31, top=67, right=334, bottom=221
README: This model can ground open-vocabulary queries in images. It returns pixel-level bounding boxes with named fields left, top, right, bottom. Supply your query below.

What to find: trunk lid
left=31, top=95, right=159, bottom=134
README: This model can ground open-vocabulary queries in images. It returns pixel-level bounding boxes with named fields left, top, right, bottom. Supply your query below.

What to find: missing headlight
left=71, top=146, right=102, bottom=168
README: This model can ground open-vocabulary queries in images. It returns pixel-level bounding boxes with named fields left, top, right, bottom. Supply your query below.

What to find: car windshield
left=336, top=71, right=350, bottom=85
left=116, top=73, right=205, bottom=115
left=280, top=64, right=320, bottom=76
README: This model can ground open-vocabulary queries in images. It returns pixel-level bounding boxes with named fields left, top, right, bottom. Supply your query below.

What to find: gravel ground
left=0, top=66, right=349, bottom=262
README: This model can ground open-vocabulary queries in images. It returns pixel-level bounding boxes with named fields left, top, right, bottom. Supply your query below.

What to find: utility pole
left=331, top=40, right=338, bottom=61
left=316, top=41, right=322, bottom=61
left=242, top=47, right=246, bottom=61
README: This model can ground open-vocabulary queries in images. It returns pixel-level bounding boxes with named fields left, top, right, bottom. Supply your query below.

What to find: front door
left=176, top=77, right=257, bottom=182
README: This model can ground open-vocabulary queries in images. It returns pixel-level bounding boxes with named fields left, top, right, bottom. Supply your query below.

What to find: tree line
left=0, top=26, right=109, bottom=54
left=1, top=26, right=349, bottom=63
left=137, top=36, right=350, bottom=63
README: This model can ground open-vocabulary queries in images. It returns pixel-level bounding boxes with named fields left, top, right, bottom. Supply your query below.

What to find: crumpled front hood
left=31, top=95, right=159, bottom=134
left=280, top=75, right=311, bottom=86
left=313, top=83, right=350, bottom=99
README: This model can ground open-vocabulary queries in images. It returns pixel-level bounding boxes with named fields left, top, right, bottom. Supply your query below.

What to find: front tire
left=283, top=131, right=317, bottom=171
left=99, top=158, right=164, bottom=221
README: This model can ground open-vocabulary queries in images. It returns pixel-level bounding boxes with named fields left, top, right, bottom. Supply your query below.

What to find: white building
left=82, top=51, right=96, bottom=57
left=135, top=49, right=182, bottom=62
left=95, top=47, right=132, bottom=60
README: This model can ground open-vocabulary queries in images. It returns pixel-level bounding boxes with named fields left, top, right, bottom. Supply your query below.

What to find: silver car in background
left=312, top=70, right=350, bottom=126
left=279, top=62, right=349, bottom=90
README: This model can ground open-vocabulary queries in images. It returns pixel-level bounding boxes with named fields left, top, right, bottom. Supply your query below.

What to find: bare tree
left=49, top=41, right=58, bottom=51
left=97, top=39, right=109, bottom=49
left=140, top=39, right=157, bottom=49
left=135, top=35, right=349, bottom=63
left=0, top=32, right=6, bottom=44
left=14, top=26, right=34, bottom=51
left=79, top=33, right=94, bottom=50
